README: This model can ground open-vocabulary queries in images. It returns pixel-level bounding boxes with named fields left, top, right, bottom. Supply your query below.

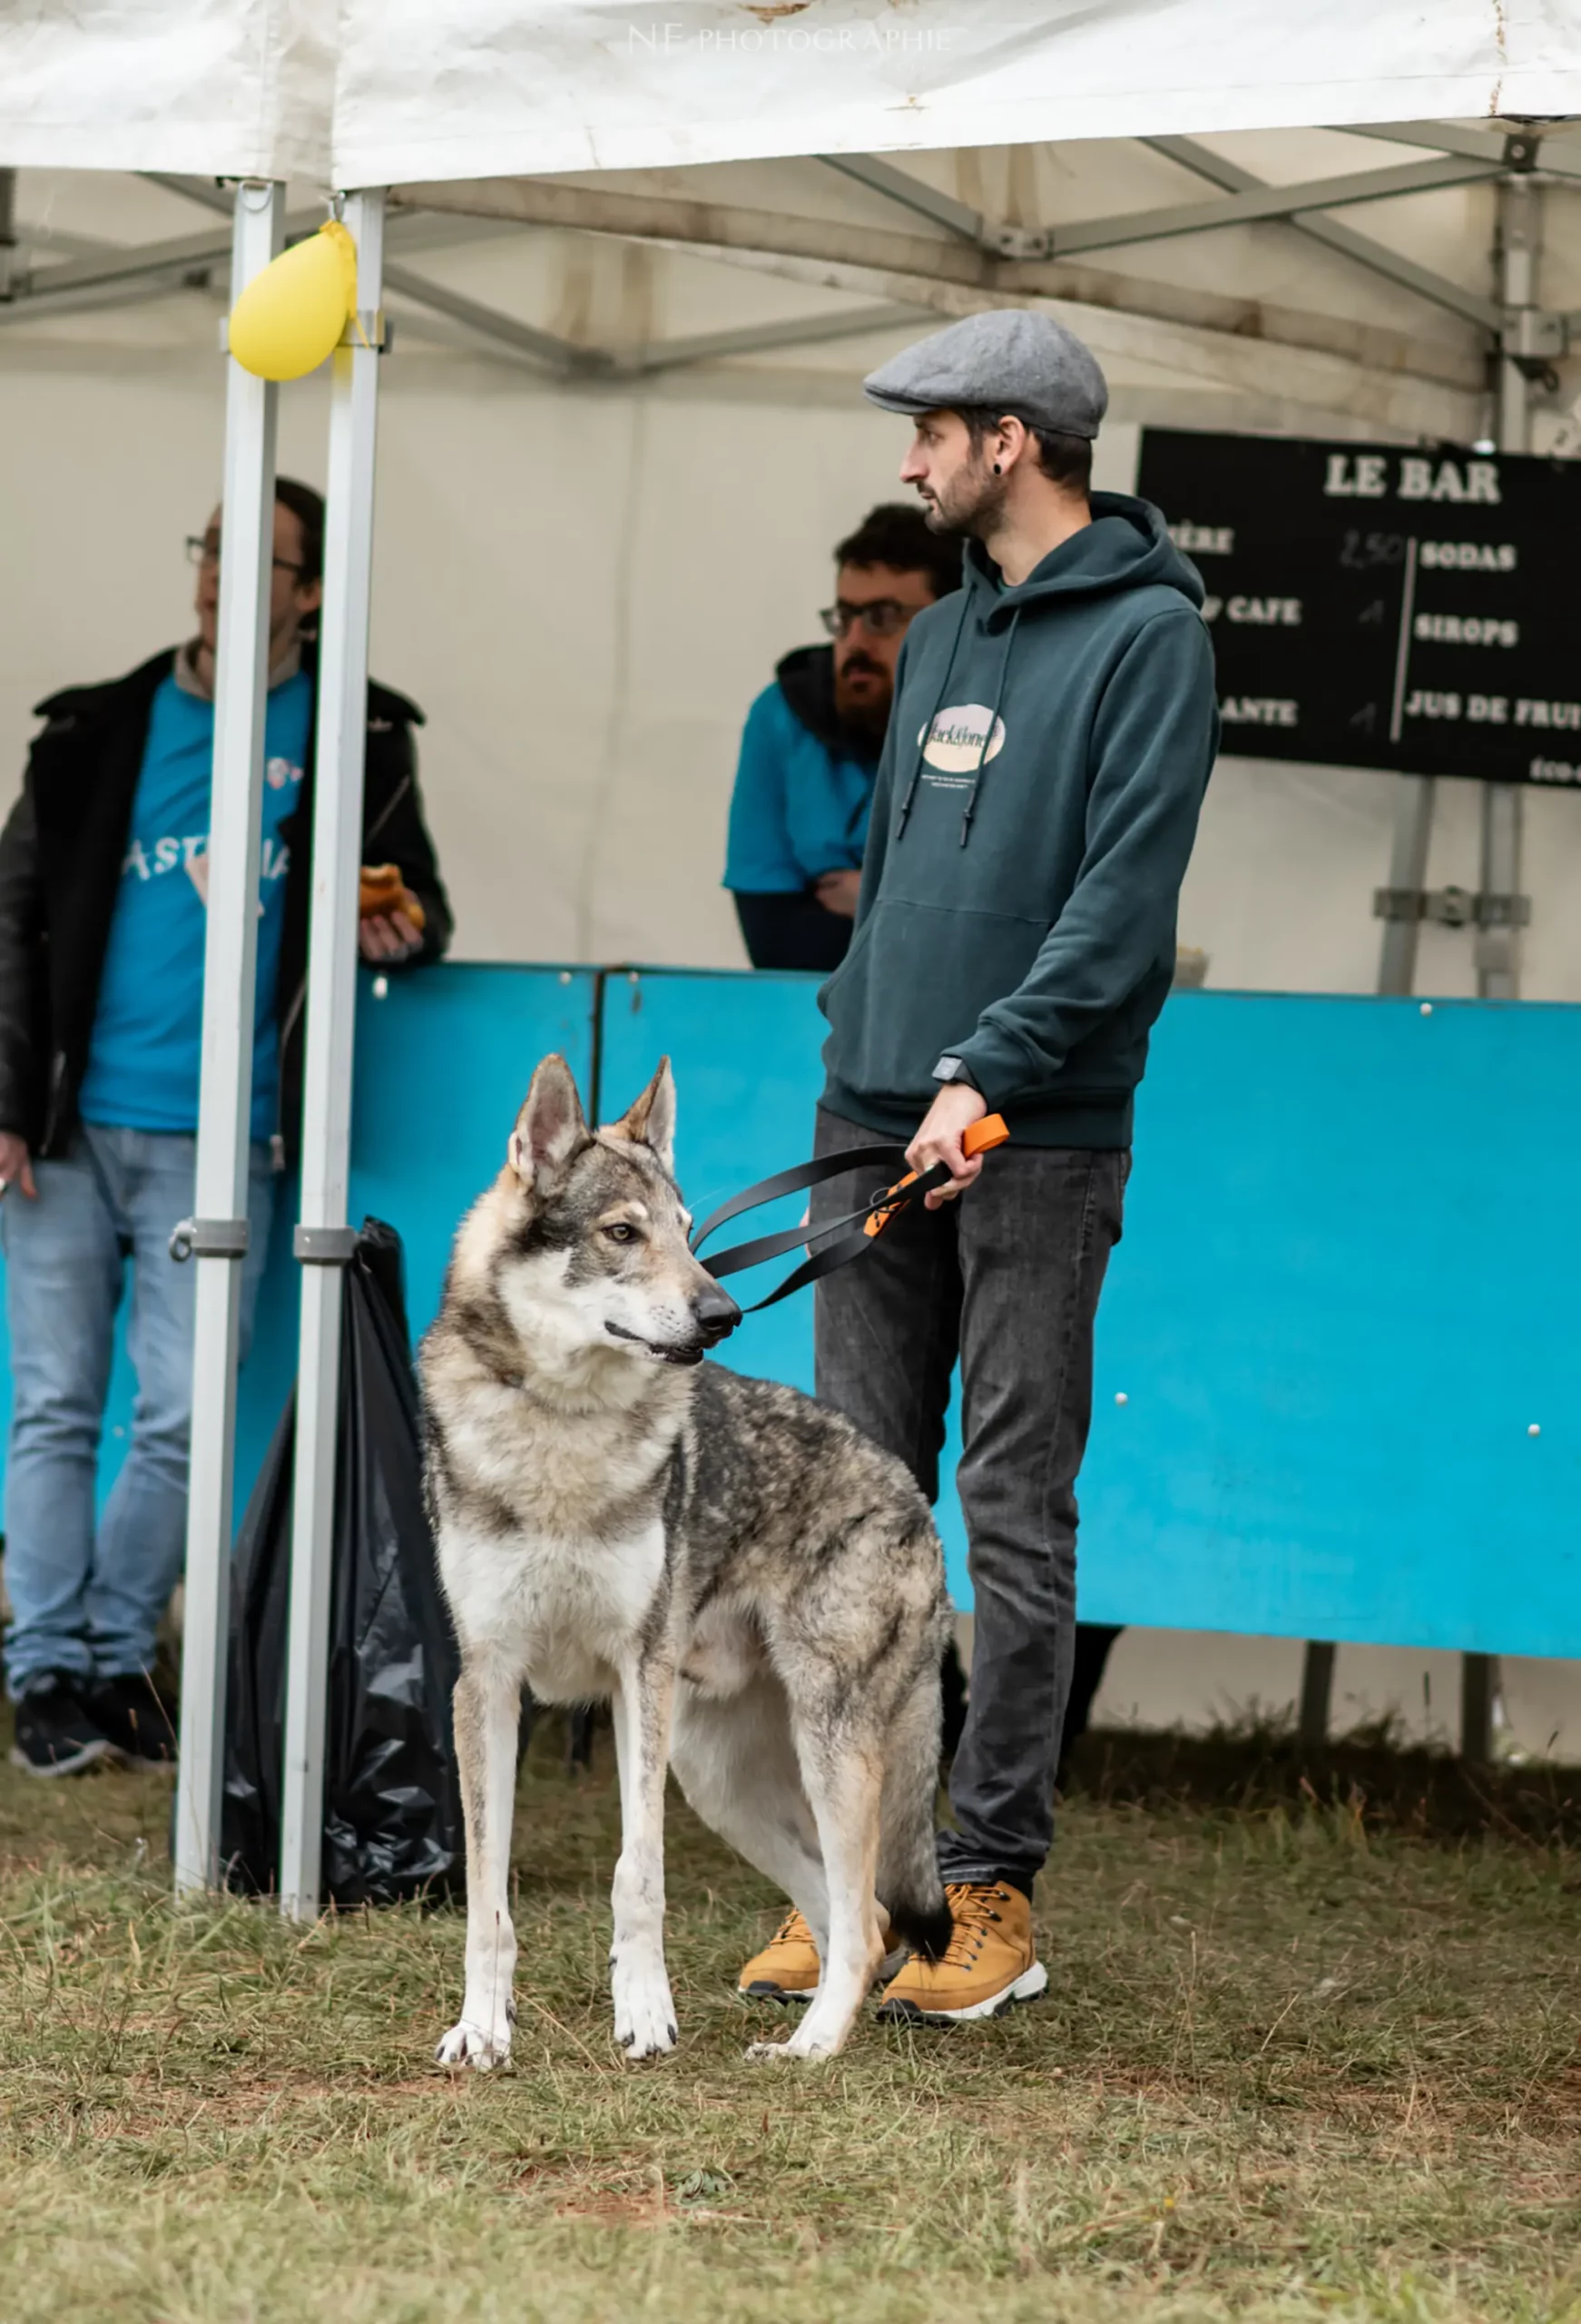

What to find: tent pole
left=1376, top=777, right=1438, bottom=1000
left=1460, top=171, right=1539, bottom=1768
left=278, top=188, right=388, bottom=1920
left=172, top=180, right=284, bottom=1895
left=0, top=169, right=18, bottom=301
left=1480, top=172, right=1534, bottom=996
left=1298, top=659, right=1440, bottom=1749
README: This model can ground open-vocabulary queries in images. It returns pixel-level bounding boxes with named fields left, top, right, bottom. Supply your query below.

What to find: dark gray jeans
left=810, top=1105, right=1126, bottom=1898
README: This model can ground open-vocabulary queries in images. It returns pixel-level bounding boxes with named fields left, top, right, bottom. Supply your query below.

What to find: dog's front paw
left=436, top=2014, right=512, bottom=2072
left=745, top=2027, right=839, bottom=2064
left=611, top=1958, right=678, bottom=2061
left=744, top=2036, right=800, bottom=2063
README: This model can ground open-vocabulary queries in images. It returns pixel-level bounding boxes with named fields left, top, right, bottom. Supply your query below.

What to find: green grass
left=3, top=1709, right=1580, bottom=2324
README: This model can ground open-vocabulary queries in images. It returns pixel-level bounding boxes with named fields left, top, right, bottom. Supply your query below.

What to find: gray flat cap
left=863, top=309, right=1108, bottom=439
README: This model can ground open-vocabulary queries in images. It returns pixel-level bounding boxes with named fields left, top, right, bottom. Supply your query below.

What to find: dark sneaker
left=10, top=1675, right=116, bottom=1778
left=88, top=1671, right=180, bottom=1771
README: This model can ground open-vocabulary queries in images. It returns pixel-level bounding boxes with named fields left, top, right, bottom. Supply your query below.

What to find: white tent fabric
left=331, top=2, right=1580, bottom=189
left=0, top=2, right=329, bottom=179
left=4, top=2, right=1580, bottom=186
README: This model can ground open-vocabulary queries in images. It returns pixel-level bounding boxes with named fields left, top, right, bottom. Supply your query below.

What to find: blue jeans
left=2, top=1125, right=274, bottom=1697
left=810, top=1107, right=1126, bottom=1898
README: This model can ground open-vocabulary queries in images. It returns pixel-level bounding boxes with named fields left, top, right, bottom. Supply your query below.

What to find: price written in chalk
left=1339, top=530, right=1406, bottom=569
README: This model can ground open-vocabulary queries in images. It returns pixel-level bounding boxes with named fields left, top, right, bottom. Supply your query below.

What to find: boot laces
left=771, top=1907, right=815, bottom=1949
left=939, top=1883, right=1010, bottom=1969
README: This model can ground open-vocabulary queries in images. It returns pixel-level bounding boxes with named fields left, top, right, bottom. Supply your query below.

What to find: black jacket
left=0, top=645, right=452, bottom=1163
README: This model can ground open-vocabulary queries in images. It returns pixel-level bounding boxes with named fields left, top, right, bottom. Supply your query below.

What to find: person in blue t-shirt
left=0, top=478, right=451, bottom=1776
left=724, top=505, right=961, bottom=970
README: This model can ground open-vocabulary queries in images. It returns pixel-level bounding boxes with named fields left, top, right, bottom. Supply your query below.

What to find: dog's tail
left=877, top=1611, right=954, bottom=1964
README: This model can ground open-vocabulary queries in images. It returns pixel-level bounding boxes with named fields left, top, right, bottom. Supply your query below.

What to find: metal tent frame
left=8, top=121, right=1580, bottom=410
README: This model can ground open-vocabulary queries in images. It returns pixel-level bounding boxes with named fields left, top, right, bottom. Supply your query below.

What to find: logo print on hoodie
left=918, top=704, right=1007, bottom=785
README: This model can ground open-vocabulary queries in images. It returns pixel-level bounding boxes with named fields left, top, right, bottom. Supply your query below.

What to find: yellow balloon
left=229, top=222, right=358, bottom=383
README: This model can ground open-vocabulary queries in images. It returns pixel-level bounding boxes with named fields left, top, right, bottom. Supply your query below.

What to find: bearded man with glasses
left=724, top=503, right=960, bottom=971
left=0, top=476, right=450, bottom=1777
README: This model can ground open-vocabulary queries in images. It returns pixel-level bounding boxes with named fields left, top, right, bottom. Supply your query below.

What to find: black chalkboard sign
left=1135, top=427, right=1581, bottom=790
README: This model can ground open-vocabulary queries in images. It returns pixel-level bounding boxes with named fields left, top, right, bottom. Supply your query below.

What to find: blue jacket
left=724, top=645, right=880, bottom=970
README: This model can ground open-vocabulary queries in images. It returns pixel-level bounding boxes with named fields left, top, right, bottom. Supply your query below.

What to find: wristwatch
left=932, top=1056, right=980, bottom=1092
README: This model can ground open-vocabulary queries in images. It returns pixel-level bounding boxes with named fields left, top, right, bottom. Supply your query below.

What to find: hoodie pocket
left=816, top=904, right=878, bottom=1014
left=820, top=897, right=1046, bottom=1106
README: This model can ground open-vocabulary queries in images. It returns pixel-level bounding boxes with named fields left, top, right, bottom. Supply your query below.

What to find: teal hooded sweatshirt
left=819, top=492, right=1219, bottom=1147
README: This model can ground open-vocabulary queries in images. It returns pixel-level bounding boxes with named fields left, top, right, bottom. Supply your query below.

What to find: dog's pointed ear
left=508, top=1055, right=590, bottom=1195
left=607, top=1057, right=676, bottom=1177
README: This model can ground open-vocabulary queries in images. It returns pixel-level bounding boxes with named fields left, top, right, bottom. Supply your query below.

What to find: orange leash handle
left=863, top=1112, right=1009, bottom=1238
left=963, top=1111, right=1011, bottom=1158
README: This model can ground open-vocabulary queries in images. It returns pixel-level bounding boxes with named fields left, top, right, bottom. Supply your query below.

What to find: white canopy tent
left=334, top=3, right=1574, bottom=182
left=5, top=3, right=1579, bottom=183
left=5, top=2, right=1580, bottom=1900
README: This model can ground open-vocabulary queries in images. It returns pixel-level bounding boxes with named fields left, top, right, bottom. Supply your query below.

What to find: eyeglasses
left=186, top=535, right=306, bottom=577
left=819, top=600, right=918, bottom=641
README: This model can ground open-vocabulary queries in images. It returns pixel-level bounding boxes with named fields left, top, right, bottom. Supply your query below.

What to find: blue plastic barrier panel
left=4, top=965, right=1576, bottom=1658
left=349, top=962, right=599, bottom=1343
left=1081, top=991, right=1581, bottom=1656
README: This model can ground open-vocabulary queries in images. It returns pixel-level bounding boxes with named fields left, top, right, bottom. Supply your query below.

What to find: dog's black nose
left=691, top=1282, right=741, bottom=1341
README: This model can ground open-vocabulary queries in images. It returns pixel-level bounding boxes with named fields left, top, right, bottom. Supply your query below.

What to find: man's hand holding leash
left=907, top=1081, right=988, bottom=1208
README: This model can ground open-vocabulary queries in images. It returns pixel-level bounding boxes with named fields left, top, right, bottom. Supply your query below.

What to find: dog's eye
left=604, top=1222, right=638, bottom=1245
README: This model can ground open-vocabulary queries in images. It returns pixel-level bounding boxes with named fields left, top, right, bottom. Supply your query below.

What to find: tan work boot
left=737, top=1907, right=820, bottom=2004
left=736, top=1907, right=908, bottom=2004
left=876, top=1882, right=1047, bottom=2024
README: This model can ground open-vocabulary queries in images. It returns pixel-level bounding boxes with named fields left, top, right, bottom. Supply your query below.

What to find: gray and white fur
left=420, top=1053, right=952, bottom=2066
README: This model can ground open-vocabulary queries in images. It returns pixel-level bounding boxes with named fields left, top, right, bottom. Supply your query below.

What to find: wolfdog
left=419, top=1053, right=952, bottom=2065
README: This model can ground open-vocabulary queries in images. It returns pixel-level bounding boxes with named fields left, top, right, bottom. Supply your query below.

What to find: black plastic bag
left=221, top=1218, right=463, bottom=1906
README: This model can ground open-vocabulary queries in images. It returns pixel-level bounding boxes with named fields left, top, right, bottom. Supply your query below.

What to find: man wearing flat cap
left=734, top=310, right=1218, bottom=2024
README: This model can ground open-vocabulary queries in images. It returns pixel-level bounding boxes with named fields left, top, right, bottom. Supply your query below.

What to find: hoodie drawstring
left=896, top=588, right=973, bottom=839
left=959, top=608, right=1020, bottom=849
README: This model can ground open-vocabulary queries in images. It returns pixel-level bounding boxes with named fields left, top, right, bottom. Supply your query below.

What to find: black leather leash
left=689, top=1116, right=1010, bottom=1313
left=687, top=1143, right=950, bottom=1313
